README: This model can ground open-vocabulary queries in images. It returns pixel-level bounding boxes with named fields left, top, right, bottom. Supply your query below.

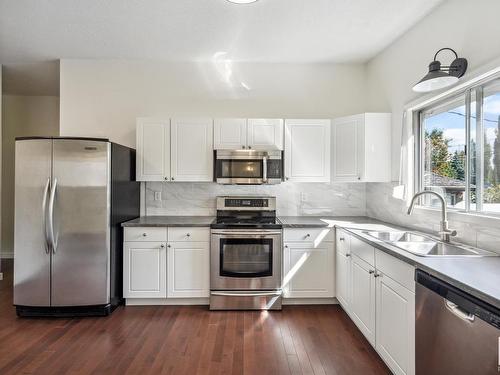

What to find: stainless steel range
left=210, top=196, right=282, bottom=310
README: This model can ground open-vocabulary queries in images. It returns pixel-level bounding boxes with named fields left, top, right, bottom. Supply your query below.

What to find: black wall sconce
left=413, top=47, right=468, bottom=93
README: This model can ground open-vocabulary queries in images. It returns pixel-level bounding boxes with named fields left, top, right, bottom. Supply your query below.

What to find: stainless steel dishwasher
left=416, top=270, right=500, bottom=375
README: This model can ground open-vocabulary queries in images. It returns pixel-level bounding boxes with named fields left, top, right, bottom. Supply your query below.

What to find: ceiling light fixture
left=412, top=47, right=468, bottom=93
left=226, top=0, right=259, bottom=4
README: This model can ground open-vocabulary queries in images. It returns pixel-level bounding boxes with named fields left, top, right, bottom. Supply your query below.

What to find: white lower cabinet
left=335, top=230, right=415, bottom=375
left=167, top=242, right=210, bottom=298
left=123, top=227, right=210, bottom=300
left=376, top=272, right=415, bottom=375
left=284, top=243, right=334, bottom=298
left=123, top=241, right=167, bottom=298
left=350, top=254, right=376, bottom=345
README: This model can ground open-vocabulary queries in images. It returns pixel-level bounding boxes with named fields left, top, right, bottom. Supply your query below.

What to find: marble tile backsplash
left=145, top=182, right=366, bottom=217
left=366, top=182, right=500, bottom=254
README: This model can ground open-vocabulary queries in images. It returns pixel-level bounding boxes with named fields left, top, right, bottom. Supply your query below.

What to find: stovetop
left=210, top=216, right=283, bottom=229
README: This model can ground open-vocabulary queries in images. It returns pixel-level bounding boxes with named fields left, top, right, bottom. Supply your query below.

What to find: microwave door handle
left=262, top=155, right=268, bottom=183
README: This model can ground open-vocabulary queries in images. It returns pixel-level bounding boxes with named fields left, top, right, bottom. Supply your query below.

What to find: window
left=417, top=75, right=500, bottom=214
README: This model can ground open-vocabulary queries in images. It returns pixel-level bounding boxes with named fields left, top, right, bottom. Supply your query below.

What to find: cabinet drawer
left=283, top=228, right=334, bottom=243
left=168, top=227, right=210, bottom=242
left=350, top=235, right=375, bottom=266
left=375, top=249, right=415, bottom=292
left=336, top=229, right=350, bottom=255
left=124, top=227, right=167, bottom=242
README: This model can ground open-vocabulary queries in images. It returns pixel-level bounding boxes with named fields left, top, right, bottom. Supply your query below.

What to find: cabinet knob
left=164, top=177, right=169, bottom=181
left=346, top=253, right=351, bottom=257
left=160, top=244, right=165, bottom=248
left=186, top=233, right=191, bottom=237
left=305, top=234, right=311, bottom=238
left=285, top=177, right=289, bottom=181
left=248, top=146, right=252, bottom=149
left=357, top=176, right=361, bottom=181
left=242, top=145, right=246, bottom=149
left=339, top=237, right=345, bottom=241
left=142, top=233, right=147, bottom=237
left=171, top=177, right=175, bottom=181
left=369, top=270, right=375, bottom=274
left=374, top=273, right=381, bottom=278
left=284, top=245, right=288, bottom=248
left=167, top=244, right=171, bottom=248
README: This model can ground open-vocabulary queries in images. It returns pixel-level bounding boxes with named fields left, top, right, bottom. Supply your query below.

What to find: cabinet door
left=332, top=114, right=363, bottom=182
left=247, top=119, right=284, bottom=150
left=376, top=273, right=415, bottom=375
left=335, top=249, right=351, bottom=311
left=350, top=254, right=376, bottom=345
left=214, top=118, right=247, bottom=150
left=283, top=243, right=334, bottom=298
left=171, top=118, right=213, bottom=182
left=284, top=119, right=331, bottom=182
left=167, top=242, right=210, bottom=298
left=123, top=242, right=167, bottom=298
left=136, top=119, right=170, bottom=181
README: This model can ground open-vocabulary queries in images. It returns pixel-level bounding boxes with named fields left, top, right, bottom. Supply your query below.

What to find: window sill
left=413, top=205, right=500, bottom=224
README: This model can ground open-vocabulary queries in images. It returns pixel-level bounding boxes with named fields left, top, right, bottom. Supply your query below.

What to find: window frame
left=414, top=71, right=500, bottom=216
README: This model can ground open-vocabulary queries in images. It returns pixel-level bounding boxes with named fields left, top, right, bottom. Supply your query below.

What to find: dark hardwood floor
left=0, top=259, right=389, bottom=375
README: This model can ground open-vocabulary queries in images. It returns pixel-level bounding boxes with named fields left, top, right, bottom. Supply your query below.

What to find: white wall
left=366, top=0, right=500, bottom=180
left=60, top=60, right=367, bottom=147
left=364, top=0, right=500, bottom=250
left=1, top=95, right=59, bottom=257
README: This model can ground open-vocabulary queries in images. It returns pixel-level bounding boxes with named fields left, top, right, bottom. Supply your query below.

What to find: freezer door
left=50, top=139, right=111, bottom=306
left=14, top=139, right=52, bottom=306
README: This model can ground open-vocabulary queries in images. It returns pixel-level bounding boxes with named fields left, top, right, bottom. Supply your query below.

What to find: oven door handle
left=211, top=231, right=282, bottom=236
left=211, top=291, right=282, bottom=297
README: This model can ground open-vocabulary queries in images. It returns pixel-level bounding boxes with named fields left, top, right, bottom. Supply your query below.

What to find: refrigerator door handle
left=48, top=177, right=58, bottom=253
left=42, top=178, right=51, bottom=254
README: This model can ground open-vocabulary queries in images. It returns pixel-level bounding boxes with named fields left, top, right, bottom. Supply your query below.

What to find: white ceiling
left=0, top=0, right=443, bottom=64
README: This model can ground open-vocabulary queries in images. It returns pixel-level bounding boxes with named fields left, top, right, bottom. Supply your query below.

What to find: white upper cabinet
left=136, top=118, right=213, bottom=182
left=332, top=113, right=391, bottom=182
left=214, top=118, right=248, bottom=150
left=247, top=119, right=284, bottom=150
left=284, top=119, right=331, bottom=182
left=136, top=119, right=170, bottom=181
left=214, top=118, right=284, bottom=150
left=170, top=118, right=213, bottom=182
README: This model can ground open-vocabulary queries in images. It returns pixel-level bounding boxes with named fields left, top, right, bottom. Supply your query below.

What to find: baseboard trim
left=283, top=297, right=338, bottom=305
left=125, top=297, right=339, bottom=306
left=125, top=298, right=210, bottom=306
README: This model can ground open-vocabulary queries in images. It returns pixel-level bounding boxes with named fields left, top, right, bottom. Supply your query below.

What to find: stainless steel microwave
left=215, top=150, right=283, bottom=184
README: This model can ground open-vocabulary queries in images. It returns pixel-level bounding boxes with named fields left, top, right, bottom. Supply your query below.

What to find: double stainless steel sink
left=362, top=230, right=497, bottom=257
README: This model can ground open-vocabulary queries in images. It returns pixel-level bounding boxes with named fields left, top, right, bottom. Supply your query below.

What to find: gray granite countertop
left=279, top=216, right=383, bottom=228
left=122, top=216, right=215, bottom=227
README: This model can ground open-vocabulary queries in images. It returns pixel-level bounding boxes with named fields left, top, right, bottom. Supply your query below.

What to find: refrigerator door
left=14, top=139, right=52, bottom=306
left=50, top=139, right=111, bottom=306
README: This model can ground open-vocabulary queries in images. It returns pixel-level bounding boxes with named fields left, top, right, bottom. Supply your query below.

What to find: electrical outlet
left=154, top=191, right=162, bottom=201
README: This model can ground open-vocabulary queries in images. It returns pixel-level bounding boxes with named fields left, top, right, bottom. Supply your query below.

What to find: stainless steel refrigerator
left=13, top=137, right=140, bottom=317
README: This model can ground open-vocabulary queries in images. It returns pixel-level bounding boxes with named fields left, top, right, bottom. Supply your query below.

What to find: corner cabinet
left=136, top=118, right=213, bottom=182
left=123, top=227, right=210, bottom=300
left=332, top=113, right=391, bottom=182
left=284, top=119, right=331, bottom=182
left=335, top=229, right=415, bottom=375
left=214, top=118, right=284, bottom=150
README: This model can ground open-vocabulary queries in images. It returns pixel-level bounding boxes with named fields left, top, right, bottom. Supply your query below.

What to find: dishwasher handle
left=445, top=300, right=475, bottom=322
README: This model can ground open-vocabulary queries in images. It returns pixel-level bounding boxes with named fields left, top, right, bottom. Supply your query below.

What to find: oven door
left=211, top=230, right=282, bottom=290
